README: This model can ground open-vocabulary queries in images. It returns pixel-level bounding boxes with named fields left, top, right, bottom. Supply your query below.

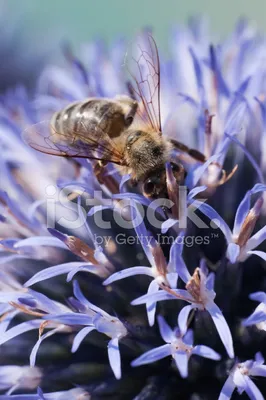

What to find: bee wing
left=22, top=120, right=126, bottom=165
left=126, top=34, right=162, bottom=133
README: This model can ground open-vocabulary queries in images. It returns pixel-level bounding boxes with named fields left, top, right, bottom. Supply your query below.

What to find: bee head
left=142, top=163, right=186, bottom=200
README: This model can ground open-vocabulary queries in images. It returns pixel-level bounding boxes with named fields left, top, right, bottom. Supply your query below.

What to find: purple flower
left=1, top=17, right=266, bottom=398
left=242, top=292, right=266, bottom=328
left=103, top=204, right=180, bottom=326
left=132, top=259, right=234, bottom=358
left=218, top=353, right=266, bottom=400
left=200, top=183, right=266, bottom=264
left=132, top=315, right=221, bottom=378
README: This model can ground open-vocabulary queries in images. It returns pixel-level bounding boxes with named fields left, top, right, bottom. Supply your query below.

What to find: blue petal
left=194, top=200, right=232, bottom=242
left=250, top=292, right=266, bottom=303
left=14, top=236, right=68, bottom=250
left=233, top=184, right=266, bottom=237
left=108, top=337, right=121, bottom=379
left=157, top=315, right=174, bottom=343
left=103, top=266, right=153, bottom=286
left=246, top=226, right=266, bottom=252
left=131, top=289, right=193, bottom=306
left=224, top=132, right=264, bottom=184
left=71, top=326, right=95, bottom=353
left=242, top=304, right=266, bottom=326
left=66, top=264, right=102, bottom=282
left=192, top=345, right=221, bottom=360
left=161, top=218, right=178, bottom=234
left=146, top=280, right=159, bottom=327
left=227, top=243, right=240, bottom=264
left=30, top=327, right=62, bottom=367
left=24, top=262, right=93, bottom=287
left=131, top=344, right=171, bottom=366
left=173, top=351, right=189, bottom=378
left=206, top=301, right=234, bottom=358
left=42, top=313, right=92, bottom=326
left=247, top=250, right=266, bottom=261
left=0, top=320, right=41, bottom=345
left=73, top=280, right=110, bottom=318
left=178, top=305, right=194, bottom=335
left=218, top=375, right=236, bottom=400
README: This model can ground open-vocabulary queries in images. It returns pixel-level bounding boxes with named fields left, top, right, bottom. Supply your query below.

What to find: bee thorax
left=126, top=132, right=168, bottom=180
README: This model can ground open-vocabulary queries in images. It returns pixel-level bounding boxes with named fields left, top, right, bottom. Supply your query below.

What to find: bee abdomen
left=51, top=99, right=101, bottom=136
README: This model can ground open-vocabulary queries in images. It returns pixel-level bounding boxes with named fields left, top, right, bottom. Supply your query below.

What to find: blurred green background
left=8, top=0, right=266, bottom=46
left=2, top=0, right=266, bottom=91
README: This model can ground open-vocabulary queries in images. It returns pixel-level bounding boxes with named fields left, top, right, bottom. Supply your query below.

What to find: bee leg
left=130, top=177, right=138, bottom=187
left=170, top=139, right=206, bottom=163
left=93, top=161, right=107, bottom=184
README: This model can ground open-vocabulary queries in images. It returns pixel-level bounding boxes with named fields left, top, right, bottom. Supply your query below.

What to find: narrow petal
left=66, top=264, right=103, bottom=282
left=131, top=289, right=194, bottom=306
left=14, top=236, right=68, bottom=250
left=168, top=236, right=191, bottom=283
left=249, top=292, right=266, bottom=303
left=146, top=280, right=159, bottom=327
left=157, top=315, right=175, bottom=343
left=255, top=352, right=265, bottom=365
left=243, top=376, right=264, bottom=400
left=71, top=326, right=95, bottom=353
left=246, top=225, right=266, bottom=251
left=24, top=262, right=91, bottom=287
left=178, top=305, right=194, bottom=335
left=194, top=200, right=232, bottom=242
left=218, top=375, right=236, bottom=400
left=166, top=272, right=178, bottom=289
left=183, top=329, right=194, bottom=346
left=107, top=337, right=121, bottom=379
left=234, top=372, right=264, bottom=400
left=188, top=186, right=207, bottom=199
left=192, top=345, right=221, bottom=360
left=226, top=243, right=240, bottom=263
left=161, top=218, right=178, bottom=234
left=249, top=365, right=266, bottom=377
left=233, top=184, right=266, bottom=237
left=73, top=280, right=110, bottom=318
left=175, top=255, right=192, bottom=284
left=30, top=327, right=62, bottom=366
left=0, top=320, right=41, bottom=345
left=131, top=344, right=171, bottom=367
left=103, top=266, right=153, bottom=286
left=0, top=310, right=19, bottom=334
left=242, top=303, right=266, bottom=326
left=42, top=313, right=92, bottom=326
left=130, top=201, right=154, bottom=266
left=206, top=301, right=234, bottom=358
left=28, top=289, right=64, bottom=314
left=247, top=250, right=266, bottom=261
left=173, top=351, right=189, bottom=378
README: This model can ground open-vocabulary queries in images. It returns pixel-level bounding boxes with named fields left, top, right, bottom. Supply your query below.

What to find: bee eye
left=143, top=179, right=156, bottom=195
left=171, top=163, right=181, bottom=172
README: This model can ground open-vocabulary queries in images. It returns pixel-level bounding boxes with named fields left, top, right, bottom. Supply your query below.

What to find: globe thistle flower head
left=1, top=17, right=266, bottom=399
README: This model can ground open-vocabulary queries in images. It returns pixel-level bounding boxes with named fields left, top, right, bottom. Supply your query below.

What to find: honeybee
left=23, top=36, right=227, bottom=200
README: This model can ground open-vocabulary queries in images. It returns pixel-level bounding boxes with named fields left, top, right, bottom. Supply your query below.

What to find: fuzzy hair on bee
left=23, top=35, right=236, bottom=202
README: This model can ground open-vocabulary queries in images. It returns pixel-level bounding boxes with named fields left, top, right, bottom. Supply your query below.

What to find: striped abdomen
left=51, top=98, right=132, bottom=139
